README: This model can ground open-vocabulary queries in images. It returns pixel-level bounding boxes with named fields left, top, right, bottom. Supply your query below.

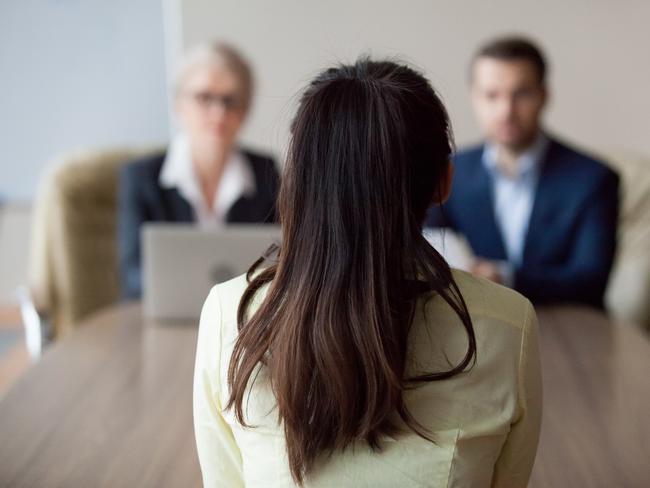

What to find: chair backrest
left=601, top=150, right=650, bottom=331
left=28, top=147, right=159, bottom=339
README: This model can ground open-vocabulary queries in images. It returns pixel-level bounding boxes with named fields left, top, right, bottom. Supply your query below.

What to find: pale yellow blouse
left=193, top=269, right=542, bottom=487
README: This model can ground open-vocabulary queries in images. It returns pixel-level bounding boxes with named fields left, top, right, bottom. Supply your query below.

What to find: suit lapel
left=226, top=196, right=253, bottom=222
left=466, top=154, right=507, bottom=260
left=161, top=188, right=194, bottom=222
left=523, top=140, right=558, bottom=262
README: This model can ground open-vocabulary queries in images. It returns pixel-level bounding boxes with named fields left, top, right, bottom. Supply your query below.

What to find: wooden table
left=0, top=303, right=201, bottom=488
left=0, top=304, right=648, bottom=487
left=530, top=307, right=650, bottom=488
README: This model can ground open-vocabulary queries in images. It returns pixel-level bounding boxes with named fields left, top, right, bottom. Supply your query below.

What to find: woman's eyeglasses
left=187, top=91, right=243, bottom=112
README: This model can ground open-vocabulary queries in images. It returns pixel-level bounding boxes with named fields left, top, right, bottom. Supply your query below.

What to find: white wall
left=0, top=0, right=170, bottom=202
left=178, top=0, right=650, bottom=159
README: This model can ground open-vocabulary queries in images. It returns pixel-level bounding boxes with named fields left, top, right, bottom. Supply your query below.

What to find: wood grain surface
left=530, top=307, right=650, bottom=488
left=0, top=303, right=201, bottom=488
left=0, top=303, right=648, bottom=487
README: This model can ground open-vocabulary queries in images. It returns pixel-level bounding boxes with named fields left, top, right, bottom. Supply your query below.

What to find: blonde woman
left=118, top=42, right=278, bottom=299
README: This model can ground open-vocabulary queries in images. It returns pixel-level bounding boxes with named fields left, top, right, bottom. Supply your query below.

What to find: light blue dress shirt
left=482, top=133, right=549, bottom=282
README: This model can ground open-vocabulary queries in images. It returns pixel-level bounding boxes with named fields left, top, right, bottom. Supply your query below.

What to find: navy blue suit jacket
left=118, top=149, right=279, bottom=299
left=426, top=137, right=619, bottom=307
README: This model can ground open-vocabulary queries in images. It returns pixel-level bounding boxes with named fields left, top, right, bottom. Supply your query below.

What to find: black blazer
left=426, top=136, right=619, bottom=308
left=118, top=149, right=280, bottom=299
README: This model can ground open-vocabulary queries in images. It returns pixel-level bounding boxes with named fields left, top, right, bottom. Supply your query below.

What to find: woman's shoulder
left=204, top=273, right=250, bottom=321
left=204, top=272, right=269, bottom=334
left=208, top=269, right=534, bottom=329
left=197, top=274, right=250, bottom=360
left=213, top=272, right=250, bottom=298
left=120, top=151, right=167, bottom=180
left=448, top=268, right=533, bottom=331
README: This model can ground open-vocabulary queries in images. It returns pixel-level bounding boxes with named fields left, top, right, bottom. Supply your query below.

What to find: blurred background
left=1, top=0, right=649, bottom=388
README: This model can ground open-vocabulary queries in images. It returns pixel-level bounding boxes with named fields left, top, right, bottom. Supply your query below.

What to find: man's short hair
left=471, top=36, right=547, bottom=83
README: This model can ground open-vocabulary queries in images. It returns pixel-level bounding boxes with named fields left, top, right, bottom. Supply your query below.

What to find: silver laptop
left=142, top=223, right=281, bottom=320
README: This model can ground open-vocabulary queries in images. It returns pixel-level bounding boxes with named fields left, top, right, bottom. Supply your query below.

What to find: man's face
left=471, top=57, right=546, bottom=151
left=176, top=64, right=247, bottom=152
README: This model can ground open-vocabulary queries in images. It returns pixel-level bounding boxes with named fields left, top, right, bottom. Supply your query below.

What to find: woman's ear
left=432, top=161, right=453, bottom=204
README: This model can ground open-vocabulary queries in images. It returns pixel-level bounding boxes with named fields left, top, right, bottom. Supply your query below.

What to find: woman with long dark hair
left=194, top=59, right=542, bottom=487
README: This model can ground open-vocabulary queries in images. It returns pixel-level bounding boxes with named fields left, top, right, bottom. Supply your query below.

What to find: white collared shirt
left=159, top=134, right=256, bottom=226
left=482, top=133, right=549, bottom=267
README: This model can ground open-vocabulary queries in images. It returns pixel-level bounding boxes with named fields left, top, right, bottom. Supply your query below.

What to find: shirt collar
left=159, top=133, right=256, bottom=221
left=482, top=132, right=549, bottom=179
left=159, top=133, right=197, bottom=197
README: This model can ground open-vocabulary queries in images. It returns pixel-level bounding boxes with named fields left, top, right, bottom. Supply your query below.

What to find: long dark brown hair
left=226, top=59, right=476, bottom=484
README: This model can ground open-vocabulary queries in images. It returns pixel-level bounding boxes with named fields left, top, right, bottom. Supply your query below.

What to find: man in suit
left=118, top=42, right=279, bottom=299
left=427, top=36, right=619, bottom=307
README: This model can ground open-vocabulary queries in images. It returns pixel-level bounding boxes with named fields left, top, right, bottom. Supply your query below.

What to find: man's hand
left=470, top=259, right=503, bottom=284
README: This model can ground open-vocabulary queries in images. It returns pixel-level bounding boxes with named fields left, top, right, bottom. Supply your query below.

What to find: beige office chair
left=28, top=147, right=157, bottom=340
left=601, top=150, right=650, bottom=332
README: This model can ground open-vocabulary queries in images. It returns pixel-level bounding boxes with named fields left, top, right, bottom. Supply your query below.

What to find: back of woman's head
left=284, top=59, right=453, bottom=232
left=227, top=58, right=475, bottom=484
